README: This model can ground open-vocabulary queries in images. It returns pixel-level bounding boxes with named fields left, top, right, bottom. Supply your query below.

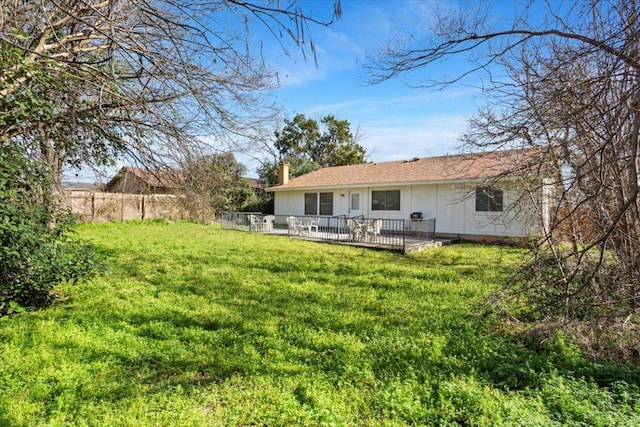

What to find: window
left=304, top=192, right=333, bottom=215
left=350, top=193, right=360, bottom=211
left=372, top=190, right=400, bottom=211
left=304, top=193, right=317, bottom=215
left=475, top=187, right=503, bottom=212
left=319, top=192, right=333, bottom=215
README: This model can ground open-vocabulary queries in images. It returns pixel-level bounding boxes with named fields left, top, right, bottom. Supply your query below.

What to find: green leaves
left=275, top=113, right=367, bottom=169
left=182, top=153, right=259, bottom=221
left=0, top=140, right=98, bottom=316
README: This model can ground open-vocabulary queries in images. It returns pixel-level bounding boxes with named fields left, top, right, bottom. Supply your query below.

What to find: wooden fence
left=65, top=191, right=188, bottom=222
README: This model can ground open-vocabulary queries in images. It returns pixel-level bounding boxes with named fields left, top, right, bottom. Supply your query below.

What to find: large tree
left=182, top=153, right=258, bottom=222
left=259, top=113, right=367, bottom=186
left=0, top=0, right=339, bottom=313
left=371, top=1, right=640, bottom=333
left=0, top=0, right=341, bottom=191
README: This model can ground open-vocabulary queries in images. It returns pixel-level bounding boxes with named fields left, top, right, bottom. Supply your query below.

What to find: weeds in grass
left=0, top=222, right=639, bottom=426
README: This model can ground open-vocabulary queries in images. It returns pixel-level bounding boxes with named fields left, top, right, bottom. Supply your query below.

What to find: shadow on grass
left=82, top=272, right=640, bottom=401
left=0, top=401, right=11, bottom=427
left=41, top=237, right=640, bottom=418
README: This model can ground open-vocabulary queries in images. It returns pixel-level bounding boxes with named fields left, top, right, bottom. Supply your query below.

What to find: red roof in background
left=246, top=178, right=264, bottom=190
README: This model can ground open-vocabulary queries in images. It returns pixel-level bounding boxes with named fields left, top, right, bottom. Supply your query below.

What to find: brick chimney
left=278, top=162, right=290, bottom=185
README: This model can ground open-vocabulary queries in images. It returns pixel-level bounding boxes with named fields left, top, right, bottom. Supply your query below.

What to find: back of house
left=268, top=149, right=551, bottom=241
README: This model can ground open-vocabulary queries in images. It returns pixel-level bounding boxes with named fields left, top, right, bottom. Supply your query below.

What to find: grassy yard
left=1, top=221, right=639, bottom=426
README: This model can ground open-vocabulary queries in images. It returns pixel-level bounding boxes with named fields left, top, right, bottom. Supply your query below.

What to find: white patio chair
left=301, top=217, right=319, bottom=235
left=367, top=218, right=383, bottom=242
left=263, top=215, right=275, bottom=233
left=249, top=214, right=263, bottom=232
left=286, top=216, right=301, bottom=235
left=346, top=218, right=361, bottom=241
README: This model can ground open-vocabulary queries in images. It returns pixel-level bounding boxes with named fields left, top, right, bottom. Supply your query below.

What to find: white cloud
left=362, top=115, right=469, bottom=163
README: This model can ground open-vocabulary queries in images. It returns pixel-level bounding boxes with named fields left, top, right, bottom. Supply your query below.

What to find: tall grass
left=1, top=221, right=639, bottom=426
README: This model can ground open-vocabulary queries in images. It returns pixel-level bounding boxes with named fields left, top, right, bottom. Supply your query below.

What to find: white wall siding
left=272, top=179, right=544, bottom=239
left=434, top=184, right=466, bottom=235
left=407, top=185, right=437, bottom=219
left=274, top=192, right=303, bottom=216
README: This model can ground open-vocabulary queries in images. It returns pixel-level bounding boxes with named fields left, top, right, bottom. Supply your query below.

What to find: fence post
left=402, top=219, right=406, bottom=253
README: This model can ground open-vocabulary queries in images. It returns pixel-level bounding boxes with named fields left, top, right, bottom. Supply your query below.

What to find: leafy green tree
left=275, top=113, right=366, bottom=168
left=260, top=113, right=367, bottom=188
left=183, top=153, right=259, bottom=222
left=0, top=141, right=98, bottom=316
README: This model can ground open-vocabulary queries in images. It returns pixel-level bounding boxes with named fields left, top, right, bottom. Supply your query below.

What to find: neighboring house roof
left=62, top=182, right=104, bottom=191
left=105, top=167, right=184, bottom=191
left=269, top=149, right=538, bottom=191
left=246, top=178, right=265, bottom=191
left=105, top=166, right=264, bottom=191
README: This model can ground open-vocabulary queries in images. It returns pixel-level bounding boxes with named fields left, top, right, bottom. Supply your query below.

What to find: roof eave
left=266, top=176, right=515, bottom=192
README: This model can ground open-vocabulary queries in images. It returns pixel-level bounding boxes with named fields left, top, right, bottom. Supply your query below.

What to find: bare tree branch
left=0, top=0, right=341, bottom=188
left=370, top=0, right=640, bottom=329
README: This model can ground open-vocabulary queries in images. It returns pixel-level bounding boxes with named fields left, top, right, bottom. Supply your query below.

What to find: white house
left=268, top=149, right=551, bottom=241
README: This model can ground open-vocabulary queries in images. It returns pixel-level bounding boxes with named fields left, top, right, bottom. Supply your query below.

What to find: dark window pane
left=319, top=192, right=333, bottom=215
left=476, top=188, right=489, bottom=211
left=304, top=193, right=318, bottom=215
left=371, top=190, right=400, bottom=211
left=371, top=191, right=385, bottom=211
left=386, top=190, right=400, bottom=210
left=490, top=189, right=503, bottom=211
left=476, top=187, right=503, bottom=212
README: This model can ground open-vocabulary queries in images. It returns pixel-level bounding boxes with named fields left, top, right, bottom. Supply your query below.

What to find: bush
left=0, top=141, right=98, bottom=316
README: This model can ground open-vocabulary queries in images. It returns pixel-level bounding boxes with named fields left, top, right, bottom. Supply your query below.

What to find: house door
left=348, top=191, right=362, bottom=217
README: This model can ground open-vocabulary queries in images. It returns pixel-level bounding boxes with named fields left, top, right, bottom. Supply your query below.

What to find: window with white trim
left=475, top=187, right=503, bottom=212
left=304, top=192, right=333, bottom=215
left=371, top=190, right=400, bottom=211
left=350, top=193, right=360, bottom=211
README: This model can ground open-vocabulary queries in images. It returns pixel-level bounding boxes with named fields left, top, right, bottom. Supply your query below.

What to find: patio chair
left=286, top=216, right=301, bottom=235
left=263, top=215, right=275, bottom=233
left=346, top=218, right=361, bottom=241
left=249, top=214, right=263, bottom=232
left=301, top=217, right=319, bottom=235
left=367, top=218, right=383, bottom=242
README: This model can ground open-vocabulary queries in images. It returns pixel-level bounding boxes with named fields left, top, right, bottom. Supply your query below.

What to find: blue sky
left=251, top=0, right=567, bottom=176
left=66, top=0, right=513, bottom=182
left=248, top=0, right=487, bottom=170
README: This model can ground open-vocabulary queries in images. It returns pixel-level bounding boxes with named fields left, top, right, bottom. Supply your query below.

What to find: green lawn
left=1, top=221, right=639, bottom=426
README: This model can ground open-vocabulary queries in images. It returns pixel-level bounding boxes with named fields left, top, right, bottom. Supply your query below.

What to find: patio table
left=352, top=219, right=369, bottom=242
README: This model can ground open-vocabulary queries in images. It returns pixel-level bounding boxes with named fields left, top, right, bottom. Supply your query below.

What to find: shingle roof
left=107, top=166, right=263, bottom=190
left=106, top=167, right=184, bottom=189
left=269, top=149, right=537, bottom=191
left=246, top=178, right=265, bottom=191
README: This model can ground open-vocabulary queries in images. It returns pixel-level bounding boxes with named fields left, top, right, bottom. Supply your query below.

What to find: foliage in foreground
left=0, top=142, right=98, bottom=316
left=1, top=222, right=639, bottom=426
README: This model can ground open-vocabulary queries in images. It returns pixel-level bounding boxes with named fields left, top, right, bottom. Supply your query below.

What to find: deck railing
left=220, top=211, right=262, bottom=231
left=221, top=212, right=435, bottom=252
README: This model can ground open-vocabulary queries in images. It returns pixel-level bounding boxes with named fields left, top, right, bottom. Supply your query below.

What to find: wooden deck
left=403, top=236, right=458, bottom=252
left=257, top=228, right=456, bottom=253
left=221, top=213, right=456, bottom=254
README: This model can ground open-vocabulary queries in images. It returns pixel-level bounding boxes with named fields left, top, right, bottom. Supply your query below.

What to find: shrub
left=0, top=141, right=98, bottom=316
